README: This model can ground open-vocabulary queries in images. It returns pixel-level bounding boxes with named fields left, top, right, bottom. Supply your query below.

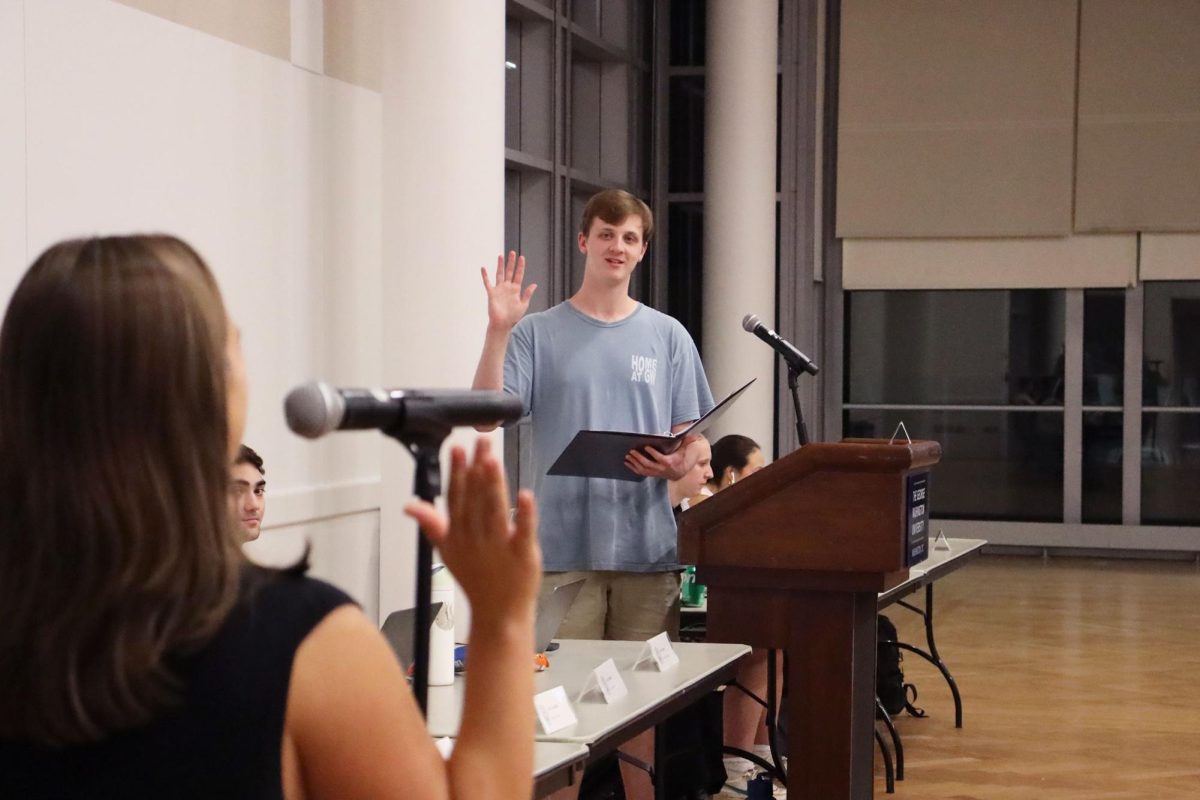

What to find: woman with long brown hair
left=0, top=235, right=541, bottom=799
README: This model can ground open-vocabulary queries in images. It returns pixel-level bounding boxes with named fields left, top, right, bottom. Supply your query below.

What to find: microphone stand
left=787, top=365, right=810, bottom=447
left=386, top=406, right=452, bottom=717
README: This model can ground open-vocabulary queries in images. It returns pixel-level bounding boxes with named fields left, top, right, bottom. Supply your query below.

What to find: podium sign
left=906, top=471, right=930, bottom=567
left=678, top=438, right=941, bottom=799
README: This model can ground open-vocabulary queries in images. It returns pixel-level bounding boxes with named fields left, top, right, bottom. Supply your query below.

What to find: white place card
left=633, top=631, right=680, bottom=671
left=933, top=530, right=952, bottom=551
left=534, top=685, right=578, bottom=734
left=577, top=658, right=629, bottom=703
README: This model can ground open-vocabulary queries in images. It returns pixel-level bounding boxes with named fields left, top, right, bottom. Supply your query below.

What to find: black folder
left=546, top=378, right=755, bottom=482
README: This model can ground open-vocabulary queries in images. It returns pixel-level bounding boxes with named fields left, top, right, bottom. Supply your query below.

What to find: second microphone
left=742, top=314, right=819, bottom=375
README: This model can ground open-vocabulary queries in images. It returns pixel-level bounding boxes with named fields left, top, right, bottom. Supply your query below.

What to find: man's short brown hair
left=579, top=189, right=654, bottom=243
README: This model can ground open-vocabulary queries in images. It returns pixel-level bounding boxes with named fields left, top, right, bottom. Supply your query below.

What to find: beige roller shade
left=843, top=235, right=1137, bottom=290
left=1075, top=0, right=1200, bottom=232
left=837, top=0, right=1077, bottom=238
left=114, top=0, right=290, bottom=61
left=324, top=0, right=382, bottom=92
left=1141, top=234, right=1200, bottom=281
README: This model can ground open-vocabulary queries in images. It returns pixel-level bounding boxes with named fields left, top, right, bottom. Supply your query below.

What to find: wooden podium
left=678, top=438, right=941, bottom=798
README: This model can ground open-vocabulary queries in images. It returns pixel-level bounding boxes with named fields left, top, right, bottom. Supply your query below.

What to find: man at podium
left=471, top=189, right=713, bottom=642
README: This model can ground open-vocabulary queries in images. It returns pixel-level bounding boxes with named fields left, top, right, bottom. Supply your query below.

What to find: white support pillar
left=379, top=3, right=504, bottom=628
left=703, top=0, right=779, bottom=453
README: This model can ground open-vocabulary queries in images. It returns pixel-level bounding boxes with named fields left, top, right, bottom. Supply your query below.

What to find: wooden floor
left=868, top=554, right=1200, bottom=799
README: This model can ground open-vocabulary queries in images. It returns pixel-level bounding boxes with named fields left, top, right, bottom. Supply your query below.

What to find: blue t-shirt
left=504, top=301, right=714, bottom=571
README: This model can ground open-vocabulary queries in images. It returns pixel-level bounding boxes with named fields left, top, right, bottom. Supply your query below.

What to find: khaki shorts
left=545, top=570, right=681, bottom=641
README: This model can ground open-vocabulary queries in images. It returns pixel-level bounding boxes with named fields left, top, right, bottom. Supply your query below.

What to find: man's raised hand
left=481, top=251, right=537, bottom=331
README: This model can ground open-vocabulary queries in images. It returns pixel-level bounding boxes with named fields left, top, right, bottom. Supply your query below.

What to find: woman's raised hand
left=404, top=437, right=541, bottom=621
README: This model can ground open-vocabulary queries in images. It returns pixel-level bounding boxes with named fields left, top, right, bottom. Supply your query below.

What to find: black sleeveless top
left=0, top=568, right=354, bottom=799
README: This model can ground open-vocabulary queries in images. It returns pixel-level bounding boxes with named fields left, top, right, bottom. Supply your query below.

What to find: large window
left=1082, top=289, right=1123, bottom=523
left=1142, top=281, right=1200, bottom=525
left=666, top=0, right=707, bottom=347
left=846, top=285, right=1200, bottom=530
left=844, top=290, right=1066, bottom=522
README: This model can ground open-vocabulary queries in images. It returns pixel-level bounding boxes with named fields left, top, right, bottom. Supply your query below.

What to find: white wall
left=0, top=1, right=26, bottom=302
left=379, top=1, right=506, bottom=641
left=6, top=0, right=386, bottom=615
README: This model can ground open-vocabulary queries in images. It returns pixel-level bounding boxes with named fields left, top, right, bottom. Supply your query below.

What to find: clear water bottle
left=429, top=565, right=456, bottom=686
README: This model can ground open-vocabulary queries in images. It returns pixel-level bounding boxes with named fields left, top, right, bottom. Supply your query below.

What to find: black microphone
left=742, top=314, right=819, bottom=375
left=284, top=381, right=523, bottom=439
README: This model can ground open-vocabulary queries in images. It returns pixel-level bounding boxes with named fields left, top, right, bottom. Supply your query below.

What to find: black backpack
left=876, top=614, right=923, bottom=717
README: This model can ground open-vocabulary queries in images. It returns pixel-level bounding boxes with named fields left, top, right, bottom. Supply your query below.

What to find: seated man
left=229, top=444, right=267, bottom=542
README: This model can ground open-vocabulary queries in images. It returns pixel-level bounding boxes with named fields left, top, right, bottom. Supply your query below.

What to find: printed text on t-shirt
left=631, top=355, right=658, bottom=385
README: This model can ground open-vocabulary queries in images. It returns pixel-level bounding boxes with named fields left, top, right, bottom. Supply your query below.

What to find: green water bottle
left=681, top=565, right=704, bottom=606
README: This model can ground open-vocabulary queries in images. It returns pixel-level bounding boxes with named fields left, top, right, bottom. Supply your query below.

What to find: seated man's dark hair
left=235, top=444, right=265, bottom=476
